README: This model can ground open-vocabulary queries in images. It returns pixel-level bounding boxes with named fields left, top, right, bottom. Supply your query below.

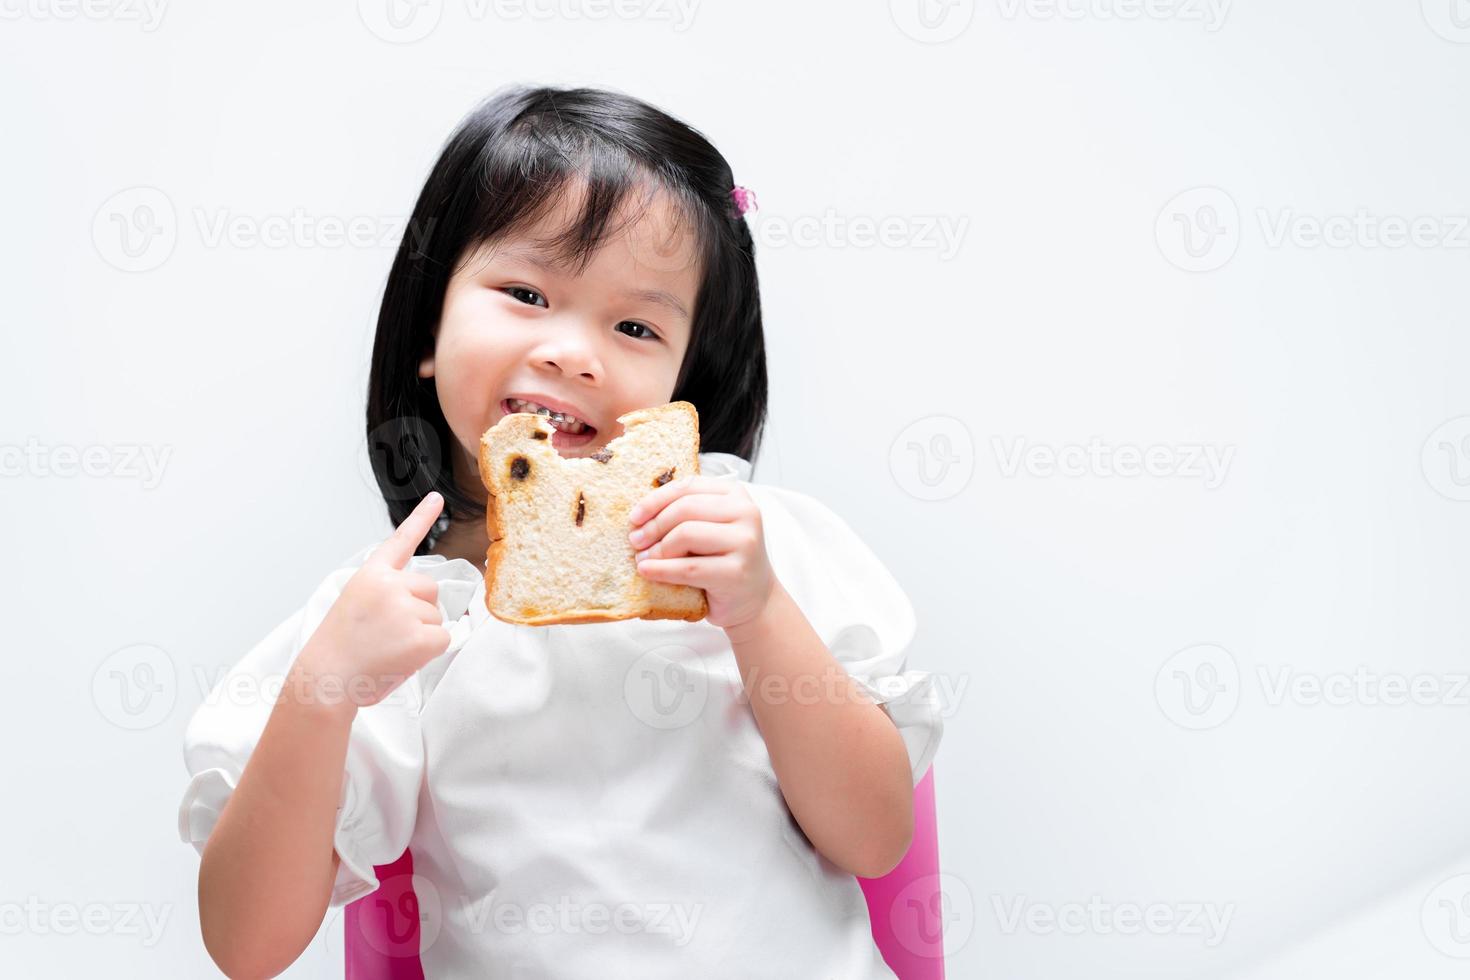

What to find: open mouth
left=501, top=398, right=598, bottom=450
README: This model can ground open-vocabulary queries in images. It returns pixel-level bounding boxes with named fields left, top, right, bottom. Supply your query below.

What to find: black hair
left=364, top=84, right=768, bottom=553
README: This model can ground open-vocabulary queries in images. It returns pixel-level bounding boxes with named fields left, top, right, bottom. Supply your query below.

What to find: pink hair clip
left=730, top=185, right=758, bottom=217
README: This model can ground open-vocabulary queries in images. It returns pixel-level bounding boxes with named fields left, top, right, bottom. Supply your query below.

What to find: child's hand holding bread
left=478, top=400, right=777, bottom=631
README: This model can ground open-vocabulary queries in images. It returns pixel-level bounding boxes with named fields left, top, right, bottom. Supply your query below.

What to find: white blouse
left=177, top=452, right=943, bottom=978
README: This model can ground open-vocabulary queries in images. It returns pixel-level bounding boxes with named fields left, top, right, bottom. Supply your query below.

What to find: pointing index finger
left=370, top=491, right=444, bottom=569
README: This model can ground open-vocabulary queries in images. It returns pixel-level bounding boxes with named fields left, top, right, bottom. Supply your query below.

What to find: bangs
left=461, top=118, right=715, bottom=279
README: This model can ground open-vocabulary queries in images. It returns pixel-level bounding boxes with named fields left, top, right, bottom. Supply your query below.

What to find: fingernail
left=629, top=528, right=647, bottom=545
left=635, top=547, right=651, bottom=562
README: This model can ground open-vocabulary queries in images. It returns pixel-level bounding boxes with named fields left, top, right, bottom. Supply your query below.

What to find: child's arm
left=630, top=476, right=921, bottom=879
left=726, top=582, right=915, bottom=879
left=196, top=642, right=356, bottom=978
left=193, top=493, right=452, bottom=976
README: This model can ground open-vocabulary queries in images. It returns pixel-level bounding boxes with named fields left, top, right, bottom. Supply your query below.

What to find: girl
left=178, top=85, right=943, bottom=978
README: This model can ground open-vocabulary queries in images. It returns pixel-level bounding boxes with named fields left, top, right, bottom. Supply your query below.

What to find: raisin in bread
left=476, top=400, right=708, bottom=626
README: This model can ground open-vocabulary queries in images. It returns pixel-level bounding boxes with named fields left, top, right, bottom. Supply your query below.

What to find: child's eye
left=504, top=286, right=547, bottom=308
left=617, top=321, right=659, bottom=341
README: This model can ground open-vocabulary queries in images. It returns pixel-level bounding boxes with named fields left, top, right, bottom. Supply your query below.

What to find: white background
left=4, top=0, right=1470, bottom=977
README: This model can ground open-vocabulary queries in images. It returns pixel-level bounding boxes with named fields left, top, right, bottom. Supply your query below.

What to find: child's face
left=421, top=184, right=701, bottom=503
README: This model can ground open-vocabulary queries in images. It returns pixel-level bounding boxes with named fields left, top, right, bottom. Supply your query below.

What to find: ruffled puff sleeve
left=175, top=544, right=483, bottom=909
left=748, top=485, right=945, bottom=787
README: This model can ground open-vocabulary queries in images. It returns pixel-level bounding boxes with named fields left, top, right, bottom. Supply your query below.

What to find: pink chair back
left=346, top=767, right=943, bottom=978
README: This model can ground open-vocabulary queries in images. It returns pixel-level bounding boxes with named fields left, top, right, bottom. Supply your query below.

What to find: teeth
left=507, top=398, right=591, bottom=434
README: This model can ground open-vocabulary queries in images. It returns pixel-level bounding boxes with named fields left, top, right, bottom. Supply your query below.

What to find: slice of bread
left=476, top=400, right=708, bottom=626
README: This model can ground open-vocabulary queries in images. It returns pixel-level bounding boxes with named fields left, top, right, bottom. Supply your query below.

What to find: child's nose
left=532, top=330, right=605, bottom=381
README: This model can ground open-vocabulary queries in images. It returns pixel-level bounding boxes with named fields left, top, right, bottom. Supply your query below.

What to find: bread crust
left=477, top=401, right=709, bottom=626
